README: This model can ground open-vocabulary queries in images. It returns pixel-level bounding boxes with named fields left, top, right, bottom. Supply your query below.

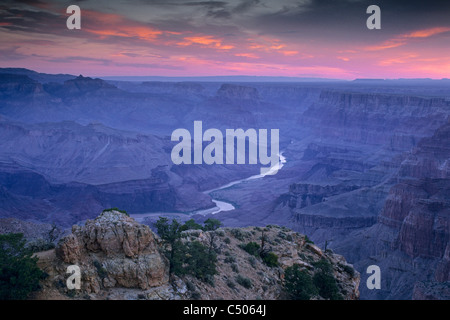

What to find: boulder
left=56, top=210, right=169, bottom=292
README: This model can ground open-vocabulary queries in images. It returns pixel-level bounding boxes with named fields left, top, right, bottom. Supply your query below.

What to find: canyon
left=33, top=209, right=360, bottom=300
left=0, top=68, right=448, bottom=299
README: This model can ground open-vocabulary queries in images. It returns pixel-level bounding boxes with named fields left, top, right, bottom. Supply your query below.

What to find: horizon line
left=1, top=67, right=450, bottom=82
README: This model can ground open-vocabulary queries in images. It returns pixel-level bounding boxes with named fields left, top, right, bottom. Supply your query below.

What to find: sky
left=1, top=0, right=450, bottom=79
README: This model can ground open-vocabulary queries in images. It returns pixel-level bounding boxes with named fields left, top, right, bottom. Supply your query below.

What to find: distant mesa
left=63, top=74, right=117, bottom=92
left=216, top=83, right=260, bottom=100
left=0, top=67, right=75, bottom=83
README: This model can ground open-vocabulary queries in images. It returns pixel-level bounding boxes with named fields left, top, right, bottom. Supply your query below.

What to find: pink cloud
left=404, top=27, right=450, bottom=38
left=177, top=35, right=234, bottom=50
left=365, top=26, right=450, bottom=51
left=280, top=50, right=299, bottom=56
left=235, top=53, right=259, bottom=59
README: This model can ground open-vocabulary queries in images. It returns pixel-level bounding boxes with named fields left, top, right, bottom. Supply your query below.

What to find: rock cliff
left=216, top=83, right=260, bottom=101
left=379, top=120, right=449, bottom=282
left=33, top=210, right=359, bottom=300
left=55, top=210, right=169, bottom=293
left=301, top=90, right=450, bottom=149
left=333, top=120, right=450, bottom=299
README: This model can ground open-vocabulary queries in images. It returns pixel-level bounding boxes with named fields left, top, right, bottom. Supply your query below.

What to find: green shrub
left=155, top=218, right=217, bottom=283
left=0, top=233, right=44, bottom=300
left=240, top=242, right=260, bottom=256
left=312, top=258, right=332, bottom=273
left=224, top=256, right=236, bottom=264
left=155, top=217, right=186, bottom=275
left=184, top=241, right=218, bottom=281
left=312, top=258, right=343, bottom=300
left=313, top=271, right=343, bottom=300
left=235, top=275, right=252, bottom=289
left=283, top=264, right=318, bottom=300
left=304, top=235, right=314, bottom=244
left=248, top=256, right=257, bottom=268
left=205, top=274, right=215, bottom=287
left=185, top=280, right=196, bottom=292
left=226, top=279, right=236, bottom=289
left=191, top=291, right=201, bottom=300
left=262, top=252, right=279, bottom=267
left=67, top=289, right=77, bottom=298
left=215, top=230, right=225, bottom=237
left=224, top=237, right=231, bottom=244
left=27, top=238, right=55, bottom=253
left=230, top=229, right=245, bottom=241
left=278, top=231, right=287, bottom=239
left=203, top=218, right=222, bottom=231
left=103, top=208, right=129, bottom=216
left=340, top=264, right=355, bottom=277
left=231, top=263, right=239, bottom=273
left=182, top=219, right=203, bottom=231
left=93, top=260, right=107, bottom=280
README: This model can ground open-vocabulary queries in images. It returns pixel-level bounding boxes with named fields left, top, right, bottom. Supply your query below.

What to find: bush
left=185, top=280, right=196, bottom=292
left=240, top=242, right=260, bottom=256
left=0, top=233, right=44, bottom=300
left=248, top=256, right=257, bottom=268
left=304, top=235, right=314, bottom=244
left=215, top=230, right=225, bottom=237
left=235, top=275, right=252, bottom=289
left=67, top=289, right=77, bottom=298
left=154, top=217, right=187, bottom=274
left=313, top=271, right=343, bottom=300
left=182, top=219, right=203, bottom=231
left=27, top=238, right=55, bottom=253
left=224, top=256, right=236, bottom=264
left=340, top=264, right=355, bottom=277
left=155, top=218, right=217, bottom=283
left=93, top=260, right=107, bottom=280
left=191, top=291, right=201, bottom=300
left=230, top=229, right=245, bottom=241
left=312, top=258, right=332, bottom=273
left=103, top=208, right=129, bottom=216
left=283, top=264, right=318, bottom=300
left=262, top=252, right=278, bottom=268
left=184, top=241, right=218, bottom=281
left=203, top=218, right=222, bottom=231
left=278, top=231, right=287, bottom=239
left=312, top=258, right=343, bottom=300
left=226, top=279, right=236, bottom=289
left=224, top=237, right=231, bottom=244
left=231, top=263, right=239, bottom=273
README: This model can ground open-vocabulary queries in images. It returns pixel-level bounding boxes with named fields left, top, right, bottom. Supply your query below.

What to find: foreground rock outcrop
left=53, top=210, right=169, bottom=294
left=33, top=210, right=359, bottom=300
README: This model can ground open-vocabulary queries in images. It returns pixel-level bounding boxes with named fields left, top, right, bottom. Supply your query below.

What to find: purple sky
left=1, top=0, right=450, bottom=79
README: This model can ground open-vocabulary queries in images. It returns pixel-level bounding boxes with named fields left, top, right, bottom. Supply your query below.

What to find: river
left=195, top=152, right=287, bottom=215
left=131, top=152, right=286, bottom=222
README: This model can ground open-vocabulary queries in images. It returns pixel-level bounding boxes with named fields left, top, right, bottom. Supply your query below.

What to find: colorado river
left=195, top=152, right=287, bottom=215
left=131, top=152, right=286, bottom=221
